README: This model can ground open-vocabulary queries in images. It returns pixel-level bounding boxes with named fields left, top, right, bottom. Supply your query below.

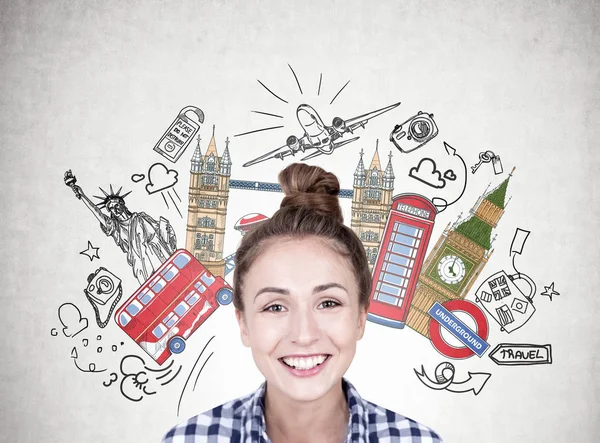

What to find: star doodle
left=80, top=241, right=100, bottom=261
left=540, top=282, right=560, bottom=301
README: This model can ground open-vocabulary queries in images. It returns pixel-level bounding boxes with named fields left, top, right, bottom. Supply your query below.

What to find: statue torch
left=64, top=170, right=82, bottom=199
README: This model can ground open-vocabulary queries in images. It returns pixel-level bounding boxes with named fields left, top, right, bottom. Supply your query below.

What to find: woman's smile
left=279, top=353, right=332, bottom=375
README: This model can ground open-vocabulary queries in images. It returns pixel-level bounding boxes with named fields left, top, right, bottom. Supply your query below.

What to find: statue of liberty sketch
left=64, top=170, right=177, bottom=285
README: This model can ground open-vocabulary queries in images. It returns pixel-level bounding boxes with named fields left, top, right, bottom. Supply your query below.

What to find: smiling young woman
left=162, top=163, right=442, bottom=443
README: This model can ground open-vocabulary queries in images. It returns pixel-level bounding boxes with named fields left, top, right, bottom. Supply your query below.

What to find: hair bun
left=278, top=163, right=343, bottom=223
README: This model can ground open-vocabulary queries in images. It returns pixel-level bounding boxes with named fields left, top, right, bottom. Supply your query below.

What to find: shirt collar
left=245, top=378, right=368, bottom=442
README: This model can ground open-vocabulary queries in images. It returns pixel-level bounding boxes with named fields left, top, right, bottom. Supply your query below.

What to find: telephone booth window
left=373, top=221, right=424, bottom=307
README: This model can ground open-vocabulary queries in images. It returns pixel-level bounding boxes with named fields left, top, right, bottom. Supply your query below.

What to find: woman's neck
left=263, top=380, right=349, bottom=443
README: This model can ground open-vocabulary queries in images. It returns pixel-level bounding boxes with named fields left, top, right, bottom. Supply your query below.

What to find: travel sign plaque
left=488, top=343, right=553, bottom=366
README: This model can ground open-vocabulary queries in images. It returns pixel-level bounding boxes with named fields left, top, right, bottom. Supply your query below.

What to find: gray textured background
left=1, top=1, right=599, bottom=442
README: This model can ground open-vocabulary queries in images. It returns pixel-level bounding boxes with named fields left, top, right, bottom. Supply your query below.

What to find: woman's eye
left=320, top=299, right=340, bottom=309
left=265, top=304, right=284, bottom=312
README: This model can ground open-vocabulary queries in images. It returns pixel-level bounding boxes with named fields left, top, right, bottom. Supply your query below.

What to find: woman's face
left=236, top=236, right=367, bottom=403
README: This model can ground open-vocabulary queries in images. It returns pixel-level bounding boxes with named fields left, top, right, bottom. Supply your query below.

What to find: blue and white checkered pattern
left=162, top=378, right=442, bottom=442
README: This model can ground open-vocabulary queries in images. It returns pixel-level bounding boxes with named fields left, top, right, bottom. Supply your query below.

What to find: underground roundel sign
left=428, top=300, right=490, bottom=359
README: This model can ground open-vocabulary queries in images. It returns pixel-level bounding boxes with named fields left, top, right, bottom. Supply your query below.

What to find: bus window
left=119, top=312, right=131, bottom=327
left=161, top=265, right=179, bottom=282
left=173, top=252, right=191, bottom=269
left=194, top=282, right=207, bottom=294
left=185, top=290, right=200, bottom=305
left=126, top=300, right=143, bottom=316
left=137, top=289, right=154, bottom=305
left=163, top=312, right=179, bottom=328
left=174, top=301, right=189, bottom=316
left=200, top=272, right=216, bottom=287
left=150, top=276, right=166, bottom=293
left=152, top=324, right=168, bottom=339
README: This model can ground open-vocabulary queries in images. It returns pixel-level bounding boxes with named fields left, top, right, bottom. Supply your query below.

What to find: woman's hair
left=233, top=163, right=372, bottom=312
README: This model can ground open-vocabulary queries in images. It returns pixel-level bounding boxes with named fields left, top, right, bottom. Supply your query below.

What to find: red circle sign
left=429, top=299, right=489, bottom=359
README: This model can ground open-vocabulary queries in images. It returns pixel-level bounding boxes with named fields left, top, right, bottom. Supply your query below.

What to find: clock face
left=437, top=255, right=466, bottom=284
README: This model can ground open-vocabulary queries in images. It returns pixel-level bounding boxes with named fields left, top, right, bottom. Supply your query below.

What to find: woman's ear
left=235, top=309, right=251, bottom=347
left=357, top=305, right=368, bottom=340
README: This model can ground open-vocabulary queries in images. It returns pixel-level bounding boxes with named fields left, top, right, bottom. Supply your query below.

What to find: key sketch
left=471, top=150, right=503, bottom=175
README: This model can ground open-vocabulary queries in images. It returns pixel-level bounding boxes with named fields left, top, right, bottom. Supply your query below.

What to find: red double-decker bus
left=114, top=249, right=232, bottom=365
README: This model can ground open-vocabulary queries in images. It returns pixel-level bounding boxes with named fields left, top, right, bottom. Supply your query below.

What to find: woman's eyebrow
left=254, top=283, right=347, bottom=300
left=313, top=283, right=347, bottom=294
left=255, top=287, right=289, bottom=300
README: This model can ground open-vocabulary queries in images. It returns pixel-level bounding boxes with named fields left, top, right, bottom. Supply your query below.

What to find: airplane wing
left=342, top=101, right=401, bottom=134
left=242, top=135, right=311, bottom=167
left=300, top=136, right=360, bottom=161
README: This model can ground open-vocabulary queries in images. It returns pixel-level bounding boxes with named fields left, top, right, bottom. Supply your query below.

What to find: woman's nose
left=288, top=308, right=320, bottom=345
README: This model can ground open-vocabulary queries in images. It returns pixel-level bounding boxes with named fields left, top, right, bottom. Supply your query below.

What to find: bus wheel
left=168, top=337, right=186, bottom=354
left=216, top=287, right=233, bottom=305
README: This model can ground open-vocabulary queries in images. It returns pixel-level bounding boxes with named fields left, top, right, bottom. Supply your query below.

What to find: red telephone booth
left=367, top=194, right=437, bottom=328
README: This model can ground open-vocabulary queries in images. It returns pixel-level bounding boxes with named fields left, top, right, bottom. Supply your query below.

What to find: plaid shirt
left=162, top=378, right=442, bottom=442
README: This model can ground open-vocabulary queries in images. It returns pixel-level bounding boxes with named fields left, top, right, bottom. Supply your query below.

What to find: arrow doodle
left=414, top=362, right=491, bottom=395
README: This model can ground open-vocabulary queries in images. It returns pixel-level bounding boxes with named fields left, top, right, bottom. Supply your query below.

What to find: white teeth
left=282, top=355, right=328, bottom=370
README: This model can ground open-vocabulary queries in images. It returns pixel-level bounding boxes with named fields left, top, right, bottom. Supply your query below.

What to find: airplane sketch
left=242, top=101, right=401, bottom=166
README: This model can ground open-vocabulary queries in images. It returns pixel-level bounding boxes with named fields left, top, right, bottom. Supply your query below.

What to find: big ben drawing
left=406, top=170, right=514, bottom=337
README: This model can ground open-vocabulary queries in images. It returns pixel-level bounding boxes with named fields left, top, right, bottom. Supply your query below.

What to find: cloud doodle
left=409, top=158, right=447, bottom=189
left=145, top=163, right=179, bottom=195
left=118, top=354, right=182, bottom=402
left=58, top=303, right=89, bottom=338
